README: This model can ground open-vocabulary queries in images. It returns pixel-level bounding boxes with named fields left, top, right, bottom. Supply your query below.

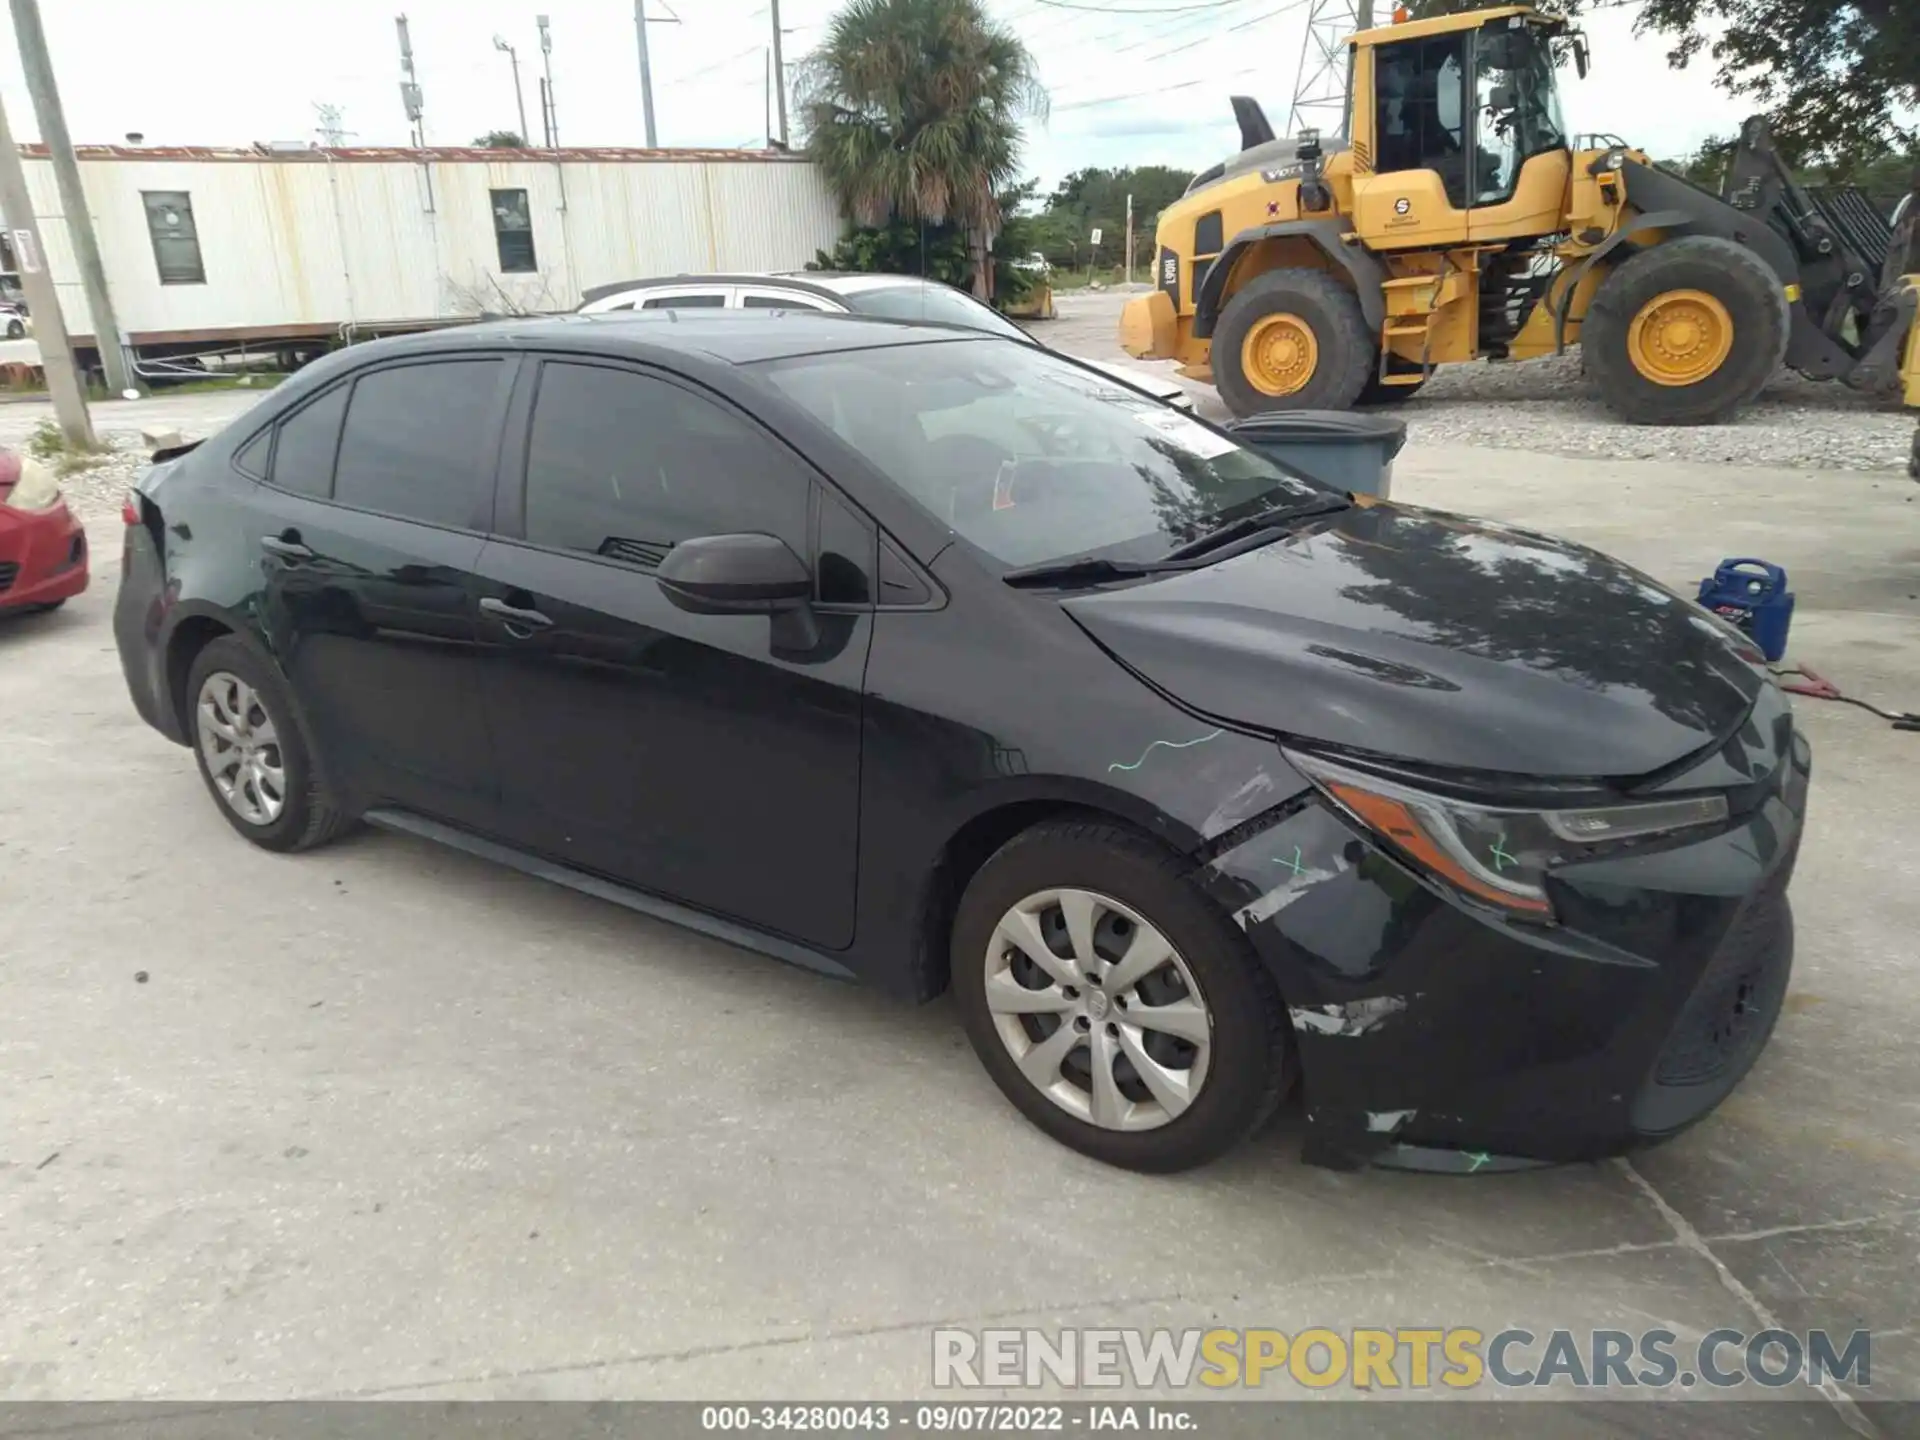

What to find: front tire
left=1212, top=268, right=1373, bottom=418
left=952, top=819, right=1293, bottom=1172
left=1583, top=236, right=1789, bottom=425
left=185, top=636, right=350, bottom=853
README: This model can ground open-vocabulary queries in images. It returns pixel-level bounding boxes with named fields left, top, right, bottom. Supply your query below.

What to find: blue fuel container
left=1698, top=559, right=1795, bottom=662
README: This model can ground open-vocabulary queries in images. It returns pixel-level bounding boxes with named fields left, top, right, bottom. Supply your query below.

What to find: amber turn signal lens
left=1325, top=780, right=1556, bottom=916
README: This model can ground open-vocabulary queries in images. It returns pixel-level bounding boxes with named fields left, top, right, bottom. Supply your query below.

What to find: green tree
left=1041, top=166, right=1194, bottom=269
left=1408, top=0, right=1916, bottom=171
left=798, top=0, right=1046, bottom=296
left=473, top=130, right=526, bottom=148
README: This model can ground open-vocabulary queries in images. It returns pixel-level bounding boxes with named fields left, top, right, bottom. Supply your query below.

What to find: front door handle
left=479, top=596, right=553, bottom=633
left=260, top=534, right=314, bottom=561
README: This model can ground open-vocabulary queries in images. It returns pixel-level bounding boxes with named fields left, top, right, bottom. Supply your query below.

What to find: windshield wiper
left=1158, top=493, right=1351, bottom=563
left=1002, top=555, right=1182, bottom=589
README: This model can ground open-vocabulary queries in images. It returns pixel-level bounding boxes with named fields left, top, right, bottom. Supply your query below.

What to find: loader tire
left=1213, top=269, right=1373, bottom=417
left=1584, top=236, right=1789, bottom=425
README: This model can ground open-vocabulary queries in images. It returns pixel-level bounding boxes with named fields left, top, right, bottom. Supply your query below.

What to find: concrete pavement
left=1, top=361, right=1917, bottom=1422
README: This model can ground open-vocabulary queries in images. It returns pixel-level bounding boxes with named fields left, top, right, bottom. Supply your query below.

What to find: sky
left=0, top=0, right=1752, bottom=192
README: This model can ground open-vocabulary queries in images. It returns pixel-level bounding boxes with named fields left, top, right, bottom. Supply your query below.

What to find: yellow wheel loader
left=1120, top=5, right=1920, bottom=429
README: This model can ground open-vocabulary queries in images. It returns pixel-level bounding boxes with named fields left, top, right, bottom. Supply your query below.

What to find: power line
left=1054, top=64, right=1266, bottom=110
left=1028, top=0, right=1249, bottom=12
left=661, top=43, right=762, bottom=87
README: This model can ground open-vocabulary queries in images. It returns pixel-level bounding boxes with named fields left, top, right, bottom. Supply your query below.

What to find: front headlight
left=1286, top=750, right=1729, bottom=919
left=2, top=455, right=62, bottom=512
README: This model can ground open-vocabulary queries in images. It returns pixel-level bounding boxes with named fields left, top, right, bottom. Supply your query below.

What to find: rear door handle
left=479, top=596, right=553, bottom=632
left=260, top=535, right=314, bottom=561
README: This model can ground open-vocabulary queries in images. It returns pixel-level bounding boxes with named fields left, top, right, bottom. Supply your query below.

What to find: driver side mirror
left=1570, top=29, right=1590, bottom=79
left=656, top=532, right=813, bottom=615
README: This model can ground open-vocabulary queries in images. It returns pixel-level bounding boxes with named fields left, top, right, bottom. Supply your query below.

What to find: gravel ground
left=1047, top=290, right=1919, bottom=475
left=38, top=437, right=155, bottom=524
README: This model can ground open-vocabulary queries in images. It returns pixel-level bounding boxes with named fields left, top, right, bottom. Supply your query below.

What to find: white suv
left=577, top=272, right=1193, bottom=410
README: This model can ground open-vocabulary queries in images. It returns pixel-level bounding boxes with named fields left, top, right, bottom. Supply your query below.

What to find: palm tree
left=798, top=0, right=1046, bottom=297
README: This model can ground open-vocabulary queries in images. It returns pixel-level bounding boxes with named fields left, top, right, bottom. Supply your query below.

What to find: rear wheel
left=186, top=636, right=351, bottom=853
left=1583, top=236, right=1789, bottom=425
left=1212, top=268, right=1373, bottom=417
left=952, top=819, right=1293, bottom=1172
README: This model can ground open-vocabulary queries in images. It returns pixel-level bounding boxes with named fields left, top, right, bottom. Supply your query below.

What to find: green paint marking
left=1488, top=836, right=1519, bottom=872
left=1274, top=845, right=1307, bottom=878
left=1108, top=728, right=1224, bottom=774
left=1467, top=1151, right=1492, bottom=1173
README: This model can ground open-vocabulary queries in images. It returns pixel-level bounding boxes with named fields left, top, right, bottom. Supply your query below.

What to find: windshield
left=839, top=281, right=1035, bottom=344
left=758, top=340, right=1322, bottom=569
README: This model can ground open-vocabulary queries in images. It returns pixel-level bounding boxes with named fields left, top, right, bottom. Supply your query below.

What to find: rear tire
left=1212, top=268, right=1373, bottom=417
left=1583, top=236, right=1789, bottom=425
left=952, top=818, right=1294, bottom=1173
left=185, top=636, right=351, bottom=853
left=5, top=320, right=24, bottom=339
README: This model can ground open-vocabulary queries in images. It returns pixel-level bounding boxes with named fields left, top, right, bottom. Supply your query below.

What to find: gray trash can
left=1225, top=411, right=1408, bottom=499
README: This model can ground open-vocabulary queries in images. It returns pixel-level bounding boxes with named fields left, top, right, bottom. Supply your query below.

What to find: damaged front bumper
left=1196, top=723, right=1812, bottom=1173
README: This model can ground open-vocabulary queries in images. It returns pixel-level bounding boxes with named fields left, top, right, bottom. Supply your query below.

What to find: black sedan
left=114, top=311, right=1809, bottom=1174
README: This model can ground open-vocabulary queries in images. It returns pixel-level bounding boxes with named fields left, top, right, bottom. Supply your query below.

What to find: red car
left=0, top=448, right=88, bottom=614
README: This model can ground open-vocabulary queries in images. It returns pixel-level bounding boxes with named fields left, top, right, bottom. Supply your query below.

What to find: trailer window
left=490, top=189, right=537, bottom=273
left=141, top=191, right=205, bottom=285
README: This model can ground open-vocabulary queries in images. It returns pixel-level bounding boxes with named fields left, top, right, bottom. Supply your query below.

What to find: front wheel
left=952, top=819, right=1294, bottom=1172
left=1582, top=236, right=1789, bottom=425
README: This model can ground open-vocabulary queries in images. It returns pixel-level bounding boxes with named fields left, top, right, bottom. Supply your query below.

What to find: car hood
left=1063, top=503, right=1768, bottom=779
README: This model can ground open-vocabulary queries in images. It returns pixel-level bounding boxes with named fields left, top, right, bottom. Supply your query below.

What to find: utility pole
left=536, top=15, right=558, bottom=147
left=1125, top=193, right=1134, bottom=285
left=396, top=14, right=426, bottom=145
left=632, top=1, right=680, bottom=148
left=769, top=0, right=789, bottom=147
left=493, top=36, right=529, bottom=145
left=10, top=0, right=131, bottom=398
left=0, top=90, right=91, bottom=446
left=634, top=0, right=658, bottom=146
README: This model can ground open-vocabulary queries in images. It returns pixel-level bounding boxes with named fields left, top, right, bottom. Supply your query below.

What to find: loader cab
left=1350, top=8, right=1575, bottom=246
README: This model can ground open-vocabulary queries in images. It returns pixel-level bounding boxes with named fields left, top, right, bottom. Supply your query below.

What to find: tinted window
left=761, top=341, right=1317, bottom=569
left=842, top=282, right=1032, bottom=343
left=640, top=293, right=726, bottom=310
left=233, top=427, right=272, bottom=480
left=816, top=487, right=874, bottom=605
left=333, top=361, right=503, bottom=527
left=524, top=362, right=808, bottom=567
left=269, top=385, right=349, bottom=497
left=1375, top=33, right=1469, bottom=206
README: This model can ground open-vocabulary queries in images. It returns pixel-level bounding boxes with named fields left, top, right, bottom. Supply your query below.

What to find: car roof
left=576, top=271, right=940, bottom=306
left=345, top=308, right=993, bottom=367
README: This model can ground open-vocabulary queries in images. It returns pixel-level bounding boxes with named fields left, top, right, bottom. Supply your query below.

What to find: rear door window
left=332, top=360, right=506, bottom=528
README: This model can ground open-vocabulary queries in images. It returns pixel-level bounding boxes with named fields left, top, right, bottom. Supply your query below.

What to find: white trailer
left=4, top=142, right=843, bottom=371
